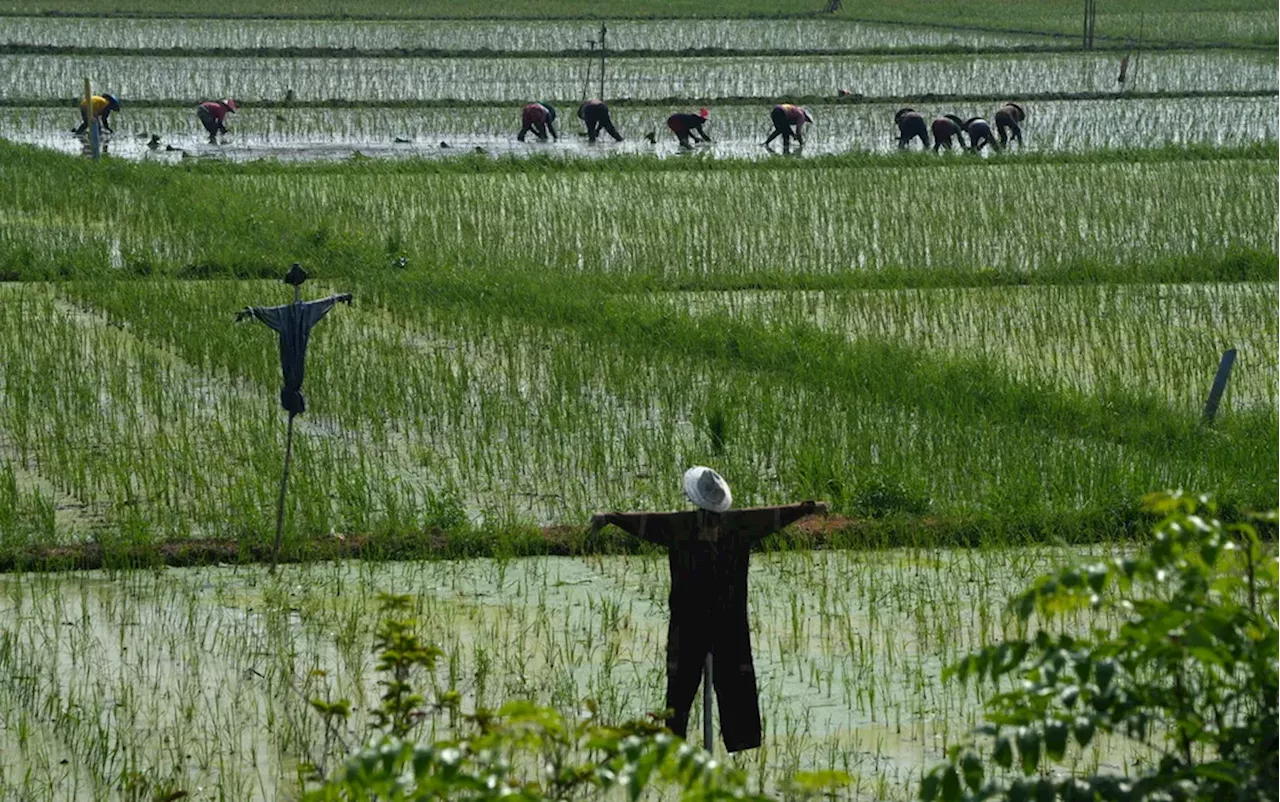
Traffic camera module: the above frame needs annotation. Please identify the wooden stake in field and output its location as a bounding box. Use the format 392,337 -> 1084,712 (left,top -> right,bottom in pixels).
237,263 -> 352,572
1202,348 -> 1237,424
83,77 -> 100,159
591,468 -> 826,753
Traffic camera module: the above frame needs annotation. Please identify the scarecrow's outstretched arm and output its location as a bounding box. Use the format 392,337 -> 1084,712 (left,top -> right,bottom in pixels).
236,304 -> 287,332
303,293 -> 354,326
736,501 -> 827,543
589,512 -> 672,547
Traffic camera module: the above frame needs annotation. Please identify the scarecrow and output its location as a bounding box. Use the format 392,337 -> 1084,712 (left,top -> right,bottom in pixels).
591,467 -> 825,752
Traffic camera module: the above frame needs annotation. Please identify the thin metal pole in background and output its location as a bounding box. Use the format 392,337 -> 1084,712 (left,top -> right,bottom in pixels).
702,653 -> 713,752
269,281 -> 304,574
598,22 -> 607,99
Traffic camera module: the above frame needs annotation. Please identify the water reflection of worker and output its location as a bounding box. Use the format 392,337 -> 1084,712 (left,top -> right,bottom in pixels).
931,115 -> 966,152
894,108 -> 929,149
517,102 -> 558,142
667,108 -> 710,148
763,104 -> 811,148
963,117 -> 1000,153
74,94 -> 120,135
197,98 -> 238,144
579,99 -> 623,142
994,102 -> 1025,147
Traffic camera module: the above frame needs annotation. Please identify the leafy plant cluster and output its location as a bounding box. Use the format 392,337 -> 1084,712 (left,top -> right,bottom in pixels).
922,492 -> 1277,802
303,593 -> 849,801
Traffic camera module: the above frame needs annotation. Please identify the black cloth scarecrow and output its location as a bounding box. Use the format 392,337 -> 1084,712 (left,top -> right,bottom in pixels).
237,292 -> 352,415
591,501 -> 822,752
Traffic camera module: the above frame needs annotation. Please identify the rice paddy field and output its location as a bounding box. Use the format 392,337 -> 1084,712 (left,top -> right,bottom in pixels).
0,2 -> 1275,800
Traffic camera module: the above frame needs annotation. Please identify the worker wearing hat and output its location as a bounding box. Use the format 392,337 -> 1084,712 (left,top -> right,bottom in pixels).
764,103 -> 812,148
578,99 -> 623,143
667,108 -> 711,149
517,101 -> 558,142
197,98 -> 238,144
963,116 -> 1000,153
894,107 -> 929,150
994,102 -> 1026,147
931,114 -> 967,152
74,94 -> 120,135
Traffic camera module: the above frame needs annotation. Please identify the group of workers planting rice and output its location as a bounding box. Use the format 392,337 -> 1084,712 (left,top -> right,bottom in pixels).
522,98 -> 1024,151
74,92 -> 1026,153
893,102 -> 1025,152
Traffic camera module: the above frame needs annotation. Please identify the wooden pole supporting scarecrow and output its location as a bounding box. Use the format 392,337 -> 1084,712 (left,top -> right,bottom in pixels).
591,467 -> 826,753
237,263 -> 352,572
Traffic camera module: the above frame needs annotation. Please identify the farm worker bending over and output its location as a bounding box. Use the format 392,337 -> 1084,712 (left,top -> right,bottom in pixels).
963,117 -> 1000,153
931,115 -> 966,152
517,102 -> 557,142
197,98 -> 238,144
894,108 -> 929,149
994,102 -> 1025,147
74,94 -> 119,135
578,99 -> 623,142
763,104 -> 811,147
667,108 -> 711,148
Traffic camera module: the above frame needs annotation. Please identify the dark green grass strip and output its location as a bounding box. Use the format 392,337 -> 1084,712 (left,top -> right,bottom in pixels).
1,507 -> 1272,573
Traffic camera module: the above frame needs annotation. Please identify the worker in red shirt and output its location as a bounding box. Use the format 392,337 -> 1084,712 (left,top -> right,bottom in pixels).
517,102 -> 557,142
763,104 -> 811,148
578,99 -> 623,142
197,98 -> 238,144
894,108 -> 929,149
667,108 -> 711,148
931,114 -> 966,152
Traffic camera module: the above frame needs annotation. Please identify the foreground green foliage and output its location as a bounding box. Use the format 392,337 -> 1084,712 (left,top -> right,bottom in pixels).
924,492 -> 1278,801
304,592 -> 832,802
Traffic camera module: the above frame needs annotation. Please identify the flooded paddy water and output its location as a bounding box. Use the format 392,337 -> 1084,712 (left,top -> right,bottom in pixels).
0,546 -> 1150,800
2,95 -> 1275,163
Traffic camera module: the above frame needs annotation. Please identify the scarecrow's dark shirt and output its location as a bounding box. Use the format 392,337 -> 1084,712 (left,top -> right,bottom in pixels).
241,294 -> 351,414
603,506 -> 812,622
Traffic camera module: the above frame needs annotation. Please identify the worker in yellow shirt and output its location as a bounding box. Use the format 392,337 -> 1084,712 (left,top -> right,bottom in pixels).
74,94 -> 120,135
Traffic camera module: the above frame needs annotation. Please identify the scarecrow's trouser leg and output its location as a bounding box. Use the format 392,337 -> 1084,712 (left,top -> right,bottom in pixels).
712,607 -> 762,752
664,625 -> 710,740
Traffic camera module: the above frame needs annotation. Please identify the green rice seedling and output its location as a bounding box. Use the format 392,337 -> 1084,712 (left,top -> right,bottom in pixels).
0,16 -> 1059,53
2,50 -> 1272,104
0,546 -> 1156,800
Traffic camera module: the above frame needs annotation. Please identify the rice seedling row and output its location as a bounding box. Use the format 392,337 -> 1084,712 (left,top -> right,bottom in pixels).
660,283 -> 1278,413
4,51 -> 1272,105
0,0 -> 1275,47
0,16 -> 1059,53
0,270 -> 1269,545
